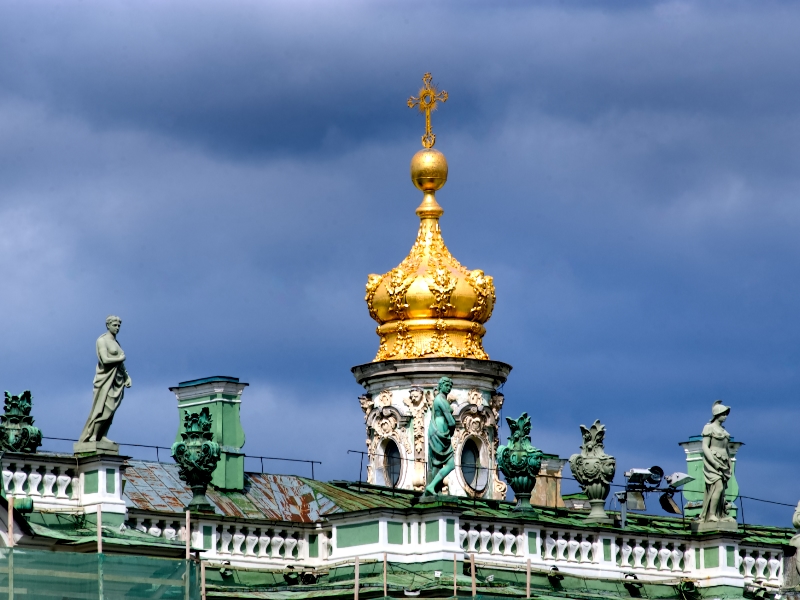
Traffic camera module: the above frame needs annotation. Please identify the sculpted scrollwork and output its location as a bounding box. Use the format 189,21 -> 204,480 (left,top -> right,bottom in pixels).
358,395 -> 373,421
403,387 -> 432,456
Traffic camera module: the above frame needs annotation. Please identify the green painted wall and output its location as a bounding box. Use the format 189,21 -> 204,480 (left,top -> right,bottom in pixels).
528,532 -> 538,554
84,470 -> 98,494
105,469 -> 115,494
446,519 -> 455,543
603,539 -> 611,561
337,521 -> 379,548
388,522 -> 404,545
425,520 -> 439,543
726,546 -> 735,568
704,546 -> 719,569
203,525 -> 213,550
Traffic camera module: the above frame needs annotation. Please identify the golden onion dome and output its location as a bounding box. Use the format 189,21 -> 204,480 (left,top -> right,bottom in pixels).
365,144 -> 496,361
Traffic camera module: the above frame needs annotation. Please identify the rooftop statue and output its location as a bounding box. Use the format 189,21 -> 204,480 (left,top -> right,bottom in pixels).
569,419 -> 616,524
424,376 -> 456,496
0,391 -> 42,453
76,315 -> 132,453
694,400 -> 737,532
497,412 -> 543,512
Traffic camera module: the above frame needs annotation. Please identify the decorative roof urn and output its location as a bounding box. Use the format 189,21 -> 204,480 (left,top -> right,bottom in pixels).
497,413 -> 543,512
171,407 -> 221,513
569,420 -> 616,524
0,391 -> 42,453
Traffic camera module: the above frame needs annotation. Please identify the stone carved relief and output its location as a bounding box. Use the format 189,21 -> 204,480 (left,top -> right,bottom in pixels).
358,395 -> 373,421
375,390 -> 393,408
489,392 -> 504,423
467,389 -> 483,407
403,387 -> 432,456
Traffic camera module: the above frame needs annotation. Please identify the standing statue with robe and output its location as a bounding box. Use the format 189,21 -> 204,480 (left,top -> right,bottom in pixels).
424,376 -> 455,496
698,400 -> 736,525
77,316 -> 132,448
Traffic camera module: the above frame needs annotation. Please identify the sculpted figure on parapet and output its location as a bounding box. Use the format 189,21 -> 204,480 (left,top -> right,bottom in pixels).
78,315 -> 132,445
698,400 -> 736,524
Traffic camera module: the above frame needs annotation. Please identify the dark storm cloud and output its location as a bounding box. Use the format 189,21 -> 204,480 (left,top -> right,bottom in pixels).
1,0 -> 800,524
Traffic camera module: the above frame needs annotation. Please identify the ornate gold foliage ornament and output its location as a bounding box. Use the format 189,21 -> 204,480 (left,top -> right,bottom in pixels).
365,74 -> 496,361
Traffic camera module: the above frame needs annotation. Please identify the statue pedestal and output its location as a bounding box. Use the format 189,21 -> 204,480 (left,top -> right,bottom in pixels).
74,440 -> 120,455
416,494 -> 460,505
691,520 -> 738,533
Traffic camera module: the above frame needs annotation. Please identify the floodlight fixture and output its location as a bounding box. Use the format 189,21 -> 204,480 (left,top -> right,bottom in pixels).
624,466 -> 664,487
665,472 -> 694,488
659,492 -> 682,514
626,491 -> 646,511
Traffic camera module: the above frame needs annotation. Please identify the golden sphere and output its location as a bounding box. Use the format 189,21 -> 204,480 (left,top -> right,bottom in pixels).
410,148 -> 448,191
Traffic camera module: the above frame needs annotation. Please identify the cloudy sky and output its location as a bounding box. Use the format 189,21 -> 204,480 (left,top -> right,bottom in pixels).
1,0 -> 799,524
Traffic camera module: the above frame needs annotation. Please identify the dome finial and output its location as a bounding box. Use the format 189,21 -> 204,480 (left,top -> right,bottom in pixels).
407,72 -> 448,149
408,73 -> 449,218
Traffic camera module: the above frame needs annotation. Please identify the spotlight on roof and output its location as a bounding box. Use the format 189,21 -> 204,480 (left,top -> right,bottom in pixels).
625,466 -> 664,486
626,491 -> 646,511
665,472 -> 694,488
659,491 -> 682,514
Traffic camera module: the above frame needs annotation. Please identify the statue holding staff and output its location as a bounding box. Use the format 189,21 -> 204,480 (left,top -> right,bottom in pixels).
77,315 -> 132,448
424,376 -> 455,496
698,400 -> 736,524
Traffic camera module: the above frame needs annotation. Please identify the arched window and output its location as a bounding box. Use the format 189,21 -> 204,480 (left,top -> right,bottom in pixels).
383,440 -> 402,487
460,439 -> 480,490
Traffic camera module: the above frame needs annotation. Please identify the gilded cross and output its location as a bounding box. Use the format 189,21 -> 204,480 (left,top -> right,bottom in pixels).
407,73 -> 448,148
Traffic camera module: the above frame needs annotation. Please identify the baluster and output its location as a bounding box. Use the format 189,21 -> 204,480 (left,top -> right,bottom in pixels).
468,528 -> 479,552
163,524 -> 177,541
458,528 -> 468,549
592,539 -> 603,563
646,545 -> 658,570
491,531 -> 504,555
545,533 -> 556,560
503,532 -> 516,556
220,530 -> 233,554
2,470 -> 12,494
70,477 -> 80,499
516,533 -> 526,557
632,543 -> 645,569
296,538 -> 307,558
556,536 -> 568,561
56,475 -> 71,499
271,534 -> 285,558
12,470 -> 27,495
621,541 -> 632,567
684,548 -> 695,572
579,540 -> 592,562
285,536 -> 298,560
232,530 -> 246,555
27,472 -> 42,497
755,556 -> 767,579
242,533 -> 257,556
258,534 -> 271,557
743,555 -> 755,580
479,530 -> 491,554
658,548 -> 672,571
567,539 -> 579,562
148,523 -> 162,537
671,549 -> 684,572
767,556 -> 781,581
43,472 -> 57,497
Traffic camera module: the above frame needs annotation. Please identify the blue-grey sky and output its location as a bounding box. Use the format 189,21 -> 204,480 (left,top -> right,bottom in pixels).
1,0 -> 799,525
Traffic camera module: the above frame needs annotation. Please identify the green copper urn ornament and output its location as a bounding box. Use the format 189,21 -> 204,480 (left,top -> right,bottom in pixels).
0,391 -> 43,453
171,407 -> 221,513
497,413 -> 543,512
569,419 -> 616,524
